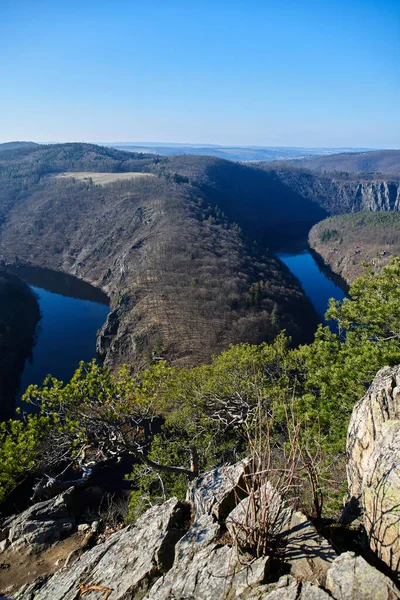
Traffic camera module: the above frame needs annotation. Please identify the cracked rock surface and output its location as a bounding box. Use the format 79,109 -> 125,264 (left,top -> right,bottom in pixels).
346,366 -> 400,577
14,498 -> 190,600
10,459 -> 400,600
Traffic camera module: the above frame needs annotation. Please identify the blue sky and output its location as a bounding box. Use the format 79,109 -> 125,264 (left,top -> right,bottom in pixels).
1,0 -> 399,147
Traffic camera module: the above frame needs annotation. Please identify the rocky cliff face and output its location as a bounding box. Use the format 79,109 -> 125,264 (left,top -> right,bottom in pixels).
350,181 -> 400,211
272,168 -> 400,216
346,365 -> 400,578
320,179 -> 400,214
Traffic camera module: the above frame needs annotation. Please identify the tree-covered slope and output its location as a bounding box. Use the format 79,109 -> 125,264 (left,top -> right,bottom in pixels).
0,141 -> 38,153
0,143 -> 320,370
309,212 -> 400,283
289,149 -> 400,174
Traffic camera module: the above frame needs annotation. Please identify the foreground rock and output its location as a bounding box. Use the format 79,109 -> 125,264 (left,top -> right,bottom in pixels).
187,459 -> 250,520
346,365 -> 400,577
326,552 -> 400,600
226,482 -> 337,585
14,498 -> 190,600
10,459 -> 400,600
0,488 -> 76,552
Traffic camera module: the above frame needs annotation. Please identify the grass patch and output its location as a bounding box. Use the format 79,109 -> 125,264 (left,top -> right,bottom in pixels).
56,172 -> 155,184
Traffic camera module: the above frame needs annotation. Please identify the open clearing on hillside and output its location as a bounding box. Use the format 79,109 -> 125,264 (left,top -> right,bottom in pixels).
56,172 -> 156,184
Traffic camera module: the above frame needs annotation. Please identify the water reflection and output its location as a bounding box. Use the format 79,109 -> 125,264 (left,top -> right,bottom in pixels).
276,249 -> 346,326
12,267 -> 109,409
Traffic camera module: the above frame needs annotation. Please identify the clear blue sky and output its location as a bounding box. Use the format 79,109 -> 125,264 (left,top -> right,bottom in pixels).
1,0 -> 399,147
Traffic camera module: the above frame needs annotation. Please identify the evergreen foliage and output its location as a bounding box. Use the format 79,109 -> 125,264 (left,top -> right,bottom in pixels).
1,259 -> 400,516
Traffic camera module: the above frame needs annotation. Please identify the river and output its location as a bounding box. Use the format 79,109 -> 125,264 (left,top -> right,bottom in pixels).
13,250 -> 343,406
276,248 -> 346,325
11,266 -> 109,403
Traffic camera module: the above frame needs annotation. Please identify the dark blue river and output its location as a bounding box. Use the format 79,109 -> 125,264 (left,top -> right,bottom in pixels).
276,249 -> 346,324
13,266 -> 109,400
14,250 -> 344,404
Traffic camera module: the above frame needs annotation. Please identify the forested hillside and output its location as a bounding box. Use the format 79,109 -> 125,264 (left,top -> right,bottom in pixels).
289,149 -> 400,174
0,141 -> 38,153
309,212 -> 400,283
2,143 -> 400,370
0,144 -> 320,370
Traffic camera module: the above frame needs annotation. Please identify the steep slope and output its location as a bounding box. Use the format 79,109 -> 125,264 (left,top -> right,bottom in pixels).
165,156 -> 327,236
0,144 -> 319,371
309,212 -> 400,283
257,165 -> 400,217
290,149 -> 400,174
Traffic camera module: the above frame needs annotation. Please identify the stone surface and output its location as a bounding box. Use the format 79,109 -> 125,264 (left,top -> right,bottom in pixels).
347,366 -> 400,500
144,509 -> 268,600
346,366 -> 400,576
226,481 -> 290,550
283,511 -> 336,585
187,459 -> 250,521
11,461 -> 400,600
325,552 -> 400,600
363,420 -> 400,575
4,488 -> 76,552
14,498 -> 190,600
226,484 -> 336,585
239,575 -> 332,600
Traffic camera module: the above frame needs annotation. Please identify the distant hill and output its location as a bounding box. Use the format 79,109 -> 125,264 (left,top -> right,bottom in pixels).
0,141 -> 38,152
107,143 -> 370,163
291,149 -> 400,174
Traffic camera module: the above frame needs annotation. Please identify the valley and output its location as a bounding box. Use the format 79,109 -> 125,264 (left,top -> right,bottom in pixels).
0,143 -> 324,377
1,142 -> 400,409
2,5 -> 400,597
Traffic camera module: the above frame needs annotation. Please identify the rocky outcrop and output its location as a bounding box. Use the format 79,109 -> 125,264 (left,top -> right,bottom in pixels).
347,366 -> 400,499
12,460 -> 400,600
187,458 -> 250,520
14,498 -> 190,600
0,488 -> 76,552
226,482 -> 336,586
346,365 -> 400,577
325,552 -> 400,600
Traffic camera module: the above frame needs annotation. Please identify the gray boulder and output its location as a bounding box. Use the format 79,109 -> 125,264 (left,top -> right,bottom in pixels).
325,552 -> 400,600
145,512 -> 268,600
347,365 -> 400,500
363,420 -> 400,575
226,483 -> 336,585
2,487 -> 76,552
237,575 -> 332,600
187,458 -> 250,520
